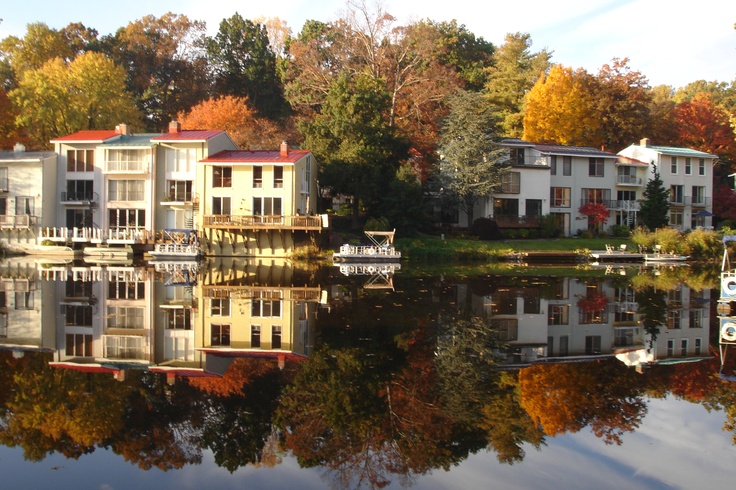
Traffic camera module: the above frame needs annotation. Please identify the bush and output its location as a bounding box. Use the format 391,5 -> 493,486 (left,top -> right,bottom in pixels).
518,228 -> 529,239
580,230 -> 594,239
470,217 -> 503,241
611,224 -> 631,238
528,228 -> 540,239
505,229 -> 517,239
540,214 -> 561,238
685,228 -> 721,260
364,216 -> 391,232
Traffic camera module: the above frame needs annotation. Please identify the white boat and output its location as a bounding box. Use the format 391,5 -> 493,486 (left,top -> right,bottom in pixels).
83,245 -> 133,259
643,244 -> 688,262
333,230 -> 401,262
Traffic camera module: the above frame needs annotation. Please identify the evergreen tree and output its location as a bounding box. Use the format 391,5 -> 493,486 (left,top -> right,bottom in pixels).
639,163 -> 670,230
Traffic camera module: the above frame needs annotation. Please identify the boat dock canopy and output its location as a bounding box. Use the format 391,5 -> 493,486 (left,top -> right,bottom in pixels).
365,229 -> 396,247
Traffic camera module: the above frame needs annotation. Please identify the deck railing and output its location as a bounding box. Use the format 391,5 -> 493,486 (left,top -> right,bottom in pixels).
203,214 -> 323,230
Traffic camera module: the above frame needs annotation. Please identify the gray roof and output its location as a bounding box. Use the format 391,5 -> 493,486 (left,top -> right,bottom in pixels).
501,138 -> 617,158
0,150 -> 56,162
646,145 -> 718,159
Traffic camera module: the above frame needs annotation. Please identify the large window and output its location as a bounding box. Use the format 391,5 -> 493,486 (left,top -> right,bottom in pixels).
15,197 -> 34,216
274,166 -> 284,188
166,148 -> 196,173
66,209 -> 92,228
581,188 -> 610,205
166,308 -> 192,330
670,156 -> 678,174
108,277 -> 145,299
67,149 -> 94,172
211,298 -> 231,316
66,333 -> 93,357
108,180 -> 144,201
510,148 -> 525,165
213,166 -> 232,187
64,305 -> 93,327
493,198 -> 519,216
548,305 -> 570,325
106,149 -> 147,172
253,197 -> 282,216
562,156 -> 572,176
108,209 -> 145,231
252,299 -> 282,317
107,306 -> 145,329
65,180 -> 94,201
500,172 -> 520,194
589,158 -> 604,177
253,166 -> 263,188
212,196 -> 231,215
685,157 -> 692,175
211,324 -> 231,346
551,187 -> 571,207
166,180 -> 192,202
692,186 -> 705,205
670,209 -> 684,227
670,185 -> 683,204
526,199 -> 542,217
585,335 -> 602,354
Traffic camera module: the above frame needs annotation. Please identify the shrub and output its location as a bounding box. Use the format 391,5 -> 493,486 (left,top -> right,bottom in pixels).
685,228 -> 721,260
611,224 -> 631,238
528,228 -> 540,239
540,214 -> 561,238
518,228 -> 529,239
505,229 -> 517,239
470,217 -> 502,241
580,230 -> 594,239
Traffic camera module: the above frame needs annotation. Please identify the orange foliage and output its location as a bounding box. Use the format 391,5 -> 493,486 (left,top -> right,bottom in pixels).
177,95 -> 282,149
673,94 -> 736,162
189,357 -> 279,397
0,88 -> 30,150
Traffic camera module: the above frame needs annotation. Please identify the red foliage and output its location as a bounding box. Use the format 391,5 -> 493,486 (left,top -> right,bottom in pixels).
673,94 -> 736,162
577,292 -> 609,313
578,202 -> 610,227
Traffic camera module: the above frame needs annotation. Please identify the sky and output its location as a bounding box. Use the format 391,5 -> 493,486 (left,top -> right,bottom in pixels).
1,0 -> 735,88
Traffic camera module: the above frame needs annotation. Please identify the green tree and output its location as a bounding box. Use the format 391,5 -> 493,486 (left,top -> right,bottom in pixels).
302,72 -> 407,226
9,51 -> 141,148
484,32 -> 551,137
207,13 -> 288,120
639,163 -> 670,230
438,90 -> 506,226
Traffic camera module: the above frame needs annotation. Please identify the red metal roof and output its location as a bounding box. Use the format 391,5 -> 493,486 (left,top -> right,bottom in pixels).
50,130 -> 120,143
201,149 -> 311,164
151,130 -> 225,142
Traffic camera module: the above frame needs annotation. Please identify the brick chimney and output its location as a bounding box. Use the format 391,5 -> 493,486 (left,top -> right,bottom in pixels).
115,123 -> 130,136
169,120 -> 181,133
640,138 -> 650,147
280,140 -> 289,157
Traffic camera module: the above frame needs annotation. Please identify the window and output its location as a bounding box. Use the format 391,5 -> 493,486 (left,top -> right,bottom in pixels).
15,197 -> 34,216
689,310 -> 704,329
66,209 -> 92,228
670,209 -> 683,227
492,319 -> 519,341
165,337 -> 193,361
67,149 -> 94,172
66,280 -> 92,299
166,148 -> 196,173
304,156 -> 311,194
589,158 -> 604,177
500,172 -> 521,194
252,299 -> 282,317
274,166 -> 284,188
562,156 -> 572,176
14,291 -> 34,310
166,180 -> 192,202
166,308 -> 191,330
253,197 -> 282,216
108,278 -> 145,299
64,305 -> 93,327
550,155 -> 557,175
510,148 -> 525,165
0,167 -> 7,191
548,305 -> 569,325
551,188 -> 571,207
685,157 -> 692,175
670,185 -> 683,204
106,149 -> 146,172
559,336 -> 569,356
695,338 -> 702,356
680,339 -> 688,356
614,328 -> 636,347
667,339 -> 674,356
107,306 -> 144,329
0,197 -> 5,215
212,196 -> 231,215
670,156 -> 678,174
253,166 -> 263,188
66,333 -> 93,356
213,166 -> 232,187
699,158 -> 706,176
108,209 -> 145,231
585,336 -> 602,355
65,180 -> 94,201
547,336 -> 554,357
108,180 -> 144,201
582,188 -> 610,205
104,336 -> 144,359
667,310 -> 681,329
272,325 -> 282,349
211,324 -> 231,346
617,190 -> 636,205
692,186 -> 705,206
251,325 -> 261,347
526,199 -> 542,218
614,310 -> 635,322
211,298 -> 231,316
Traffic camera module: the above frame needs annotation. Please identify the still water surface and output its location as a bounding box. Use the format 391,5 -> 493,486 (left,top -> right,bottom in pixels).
0,257 -> 734,489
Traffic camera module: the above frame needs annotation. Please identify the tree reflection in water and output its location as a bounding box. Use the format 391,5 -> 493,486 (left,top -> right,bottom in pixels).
1,263 -> 736,488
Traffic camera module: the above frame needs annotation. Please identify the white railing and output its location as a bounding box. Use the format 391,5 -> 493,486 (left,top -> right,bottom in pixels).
40,227 -> 153,244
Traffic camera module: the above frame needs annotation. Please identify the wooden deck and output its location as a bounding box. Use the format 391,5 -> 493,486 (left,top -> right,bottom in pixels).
203,214 -> 323,231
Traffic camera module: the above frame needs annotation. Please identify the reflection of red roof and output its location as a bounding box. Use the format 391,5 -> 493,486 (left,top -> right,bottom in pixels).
148,367 -> 219,378
202,149 -> 310,164
198,349 -> 308,361
151,130 -> 225,142
49,361 -> 121,374
51,130 -> 120,143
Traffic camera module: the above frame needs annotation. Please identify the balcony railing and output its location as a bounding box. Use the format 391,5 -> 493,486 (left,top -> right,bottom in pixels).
104,160 -> 149,173
0,215 -> 36,228
609,200 -> 640,211
690,196 -> 710,208
61,191 -> 97,203
163,191 -> 193,203
204,214 -> 323,231
579,199 -> 614,208
616,175 -> 643,185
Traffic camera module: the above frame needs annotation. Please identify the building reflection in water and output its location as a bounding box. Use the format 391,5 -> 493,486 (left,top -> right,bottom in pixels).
0,256 -> 324,383
0,258 -> 712,376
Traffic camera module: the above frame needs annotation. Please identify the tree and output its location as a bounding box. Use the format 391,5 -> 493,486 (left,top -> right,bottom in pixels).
484,32 -> 551,137
595,58 -> 652,151
647,85 -> 679,146
207,13 -> 288,120
639,163 -> 670,230
578,202 -> 610,234
523,65 -> 601,146
102,13 -> 209,131
0,87 -> 28,149
673,93 -> 736,162
438,90 -> 506,226
302,72 -> 407,226
177,95 -> 281,149
9,52 -> 141,148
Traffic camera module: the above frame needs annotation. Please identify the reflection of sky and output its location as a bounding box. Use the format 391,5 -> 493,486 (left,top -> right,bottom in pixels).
1,397 -> 733,489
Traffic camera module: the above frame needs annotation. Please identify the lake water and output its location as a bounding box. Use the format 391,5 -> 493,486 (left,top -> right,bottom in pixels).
0,257 -> 735,489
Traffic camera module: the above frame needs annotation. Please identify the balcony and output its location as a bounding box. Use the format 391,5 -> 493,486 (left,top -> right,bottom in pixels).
104,159 -> 149,174
61,191 -> 98,205
616,175 -> 643,186
609,200 -> 640,211
690,196 -> 710,208
162,191 -> 194,205
0,215 -> 36,228
579,199 -> 614,208
203,214 -> 324,231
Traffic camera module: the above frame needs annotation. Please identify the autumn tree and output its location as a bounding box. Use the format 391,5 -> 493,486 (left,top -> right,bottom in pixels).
438,90 -> 506,226
578,202 -> 610,234
177,95 -> 281,149
9,51 -> 141,148
0,87 -> 28,149
595,58 -> 652,151
673,93 -> 736,162
523,65 -> 601,146
102,13 -> 209,131
639,163 -> 670,230
207,13 -> 288,120
484,32 -> 551,137
647,85 -> 679,146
